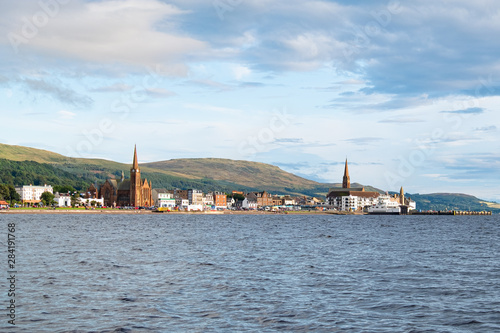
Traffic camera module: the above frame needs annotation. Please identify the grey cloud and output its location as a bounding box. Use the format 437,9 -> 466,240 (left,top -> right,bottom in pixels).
178,1 -> 500,97
22,78 -> 93,108
475,125 -> 497,132
274,138 -> 304,144
91,84 -> 133,93
440,153 -> 500,180
379,118 -> 425,123
440,108 -> 484,115
238,81 -> 265,88
144,88 -> 176,98
345,137 -> 383,145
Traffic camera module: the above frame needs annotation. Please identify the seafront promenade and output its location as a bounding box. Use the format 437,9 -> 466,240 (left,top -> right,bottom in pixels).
0,209 -> 493,215
0,208 -> 330,215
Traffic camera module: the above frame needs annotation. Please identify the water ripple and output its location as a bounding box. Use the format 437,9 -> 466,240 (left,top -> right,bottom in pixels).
1,214 -> 499,332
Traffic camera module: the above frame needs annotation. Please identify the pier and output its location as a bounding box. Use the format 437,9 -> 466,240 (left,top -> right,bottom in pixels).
410,210 -> 492,216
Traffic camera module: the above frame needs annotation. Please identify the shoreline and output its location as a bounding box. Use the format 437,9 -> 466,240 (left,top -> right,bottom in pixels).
0,209 -> 333,215
1,209 -> 491,216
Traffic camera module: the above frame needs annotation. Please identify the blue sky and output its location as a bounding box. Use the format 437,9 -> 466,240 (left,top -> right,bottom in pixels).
1,0 -> 499,200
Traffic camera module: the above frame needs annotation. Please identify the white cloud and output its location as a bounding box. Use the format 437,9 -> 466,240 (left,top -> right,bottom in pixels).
233,65 -> 251,80
57,110 -> 76,119
1,0 -> 206,75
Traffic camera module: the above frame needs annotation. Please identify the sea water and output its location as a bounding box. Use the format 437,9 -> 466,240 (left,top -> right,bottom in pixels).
1,214 -> 499,332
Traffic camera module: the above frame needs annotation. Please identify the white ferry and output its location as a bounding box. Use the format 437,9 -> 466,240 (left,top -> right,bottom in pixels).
367,195 -> 401,215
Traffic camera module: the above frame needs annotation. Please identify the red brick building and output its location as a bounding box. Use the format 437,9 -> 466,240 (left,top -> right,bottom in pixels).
98,146 -> 153,207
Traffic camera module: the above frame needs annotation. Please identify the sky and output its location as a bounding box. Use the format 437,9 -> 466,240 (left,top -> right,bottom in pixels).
0,0 -> 499,201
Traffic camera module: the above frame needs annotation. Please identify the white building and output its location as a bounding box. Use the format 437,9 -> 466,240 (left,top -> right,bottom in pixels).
153,189 -> 176,208
175,197 -> 189,210
327,189 -> 380,211
187,204 -> 203,211
15,184 -> 53,205
242,198 -> 258,210
54,193 -> 72,207
79,197 -> 105,207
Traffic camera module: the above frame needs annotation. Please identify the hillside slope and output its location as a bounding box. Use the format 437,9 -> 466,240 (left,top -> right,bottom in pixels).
1,143 -> 498,210
408,192 -> 500,213
0,143 -> 321,195
144,158 -> 319,190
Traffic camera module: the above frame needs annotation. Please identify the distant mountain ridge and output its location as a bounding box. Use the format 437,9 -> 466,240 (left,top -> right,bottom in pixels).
0,143 -> 498,212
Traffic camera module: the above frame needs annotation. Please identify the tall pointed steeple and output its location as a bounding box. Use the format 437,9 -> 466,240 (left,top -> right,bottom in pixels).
132,144 -> 139,170
399,186 -> 405,205
130,145 -> 142,207
342,158 -> 350,189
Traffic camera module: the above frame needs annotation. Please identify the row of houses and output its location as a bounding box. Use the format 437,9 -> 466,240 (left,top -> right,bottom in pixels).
154,189 -> 319,211
9,183 -> 319,210
8,149 -> 414,213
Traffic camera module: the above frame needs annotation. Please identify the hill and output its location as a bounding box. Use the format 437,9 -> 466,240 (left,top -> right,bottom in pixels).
0,158 -> 91,190
0,143 -> 324,195
0,143 -> 499,211
144,158 -> 319,192
406,192 -> 500,213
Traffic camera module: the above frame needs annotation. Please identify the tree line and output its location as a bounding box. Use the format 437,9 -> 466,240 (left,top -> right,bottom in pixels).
0,159 -> 91,190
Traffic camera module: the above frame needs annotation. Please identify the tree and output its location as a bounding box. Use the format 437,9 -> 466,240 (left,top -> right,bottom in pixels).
70,192 -> 80,207
0,184 -> 8,200
53,185 -> 76,194
40,191 -> 55,207
0,184 -> 19,204
228,193 -> 245,201
7,185 -> 20,205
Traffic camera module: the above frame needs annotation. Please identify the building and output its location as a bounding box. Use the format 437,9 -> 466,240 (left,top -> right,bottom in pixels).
15,184 -> 53,206
98,146 -> 153,207
396,186 -> 417,211
169,189 -> 188,200
242,197 -> 258,210
153,189 -> 176,208
212,192 -> 227,209
326,159 -> 380,211
54,193 -> 72,207
272,197 -> 284,206
175,197 -> 189,210
282,196 -> 295,206
203,192 -> 214,206
188,189 -> 204,205
79,197 -> 104,207
254,191 -> 273,207
85,184 -> 99,199
326,160 -> 415,212
0,200 -> 9,209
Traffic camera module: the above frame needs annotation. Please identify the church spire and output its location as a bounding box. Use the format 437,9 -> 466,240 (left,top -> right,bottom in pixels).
132,144 -> 139,170
399,186 -> 405,205
342,158 -> 350,188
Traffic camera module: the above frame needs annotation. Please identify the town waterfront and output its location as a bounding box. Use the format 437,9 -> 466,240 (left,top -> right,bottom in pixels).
2,214 -> 499,332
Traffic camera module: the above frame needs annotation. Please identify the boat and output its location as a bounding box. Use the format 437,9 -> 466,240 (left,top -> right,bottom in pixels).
367,195 -> 401,215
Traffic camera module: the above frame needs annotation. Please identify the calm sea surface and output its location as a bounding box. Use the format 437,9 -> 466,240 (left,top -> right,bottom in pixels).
1,214 -> 499,332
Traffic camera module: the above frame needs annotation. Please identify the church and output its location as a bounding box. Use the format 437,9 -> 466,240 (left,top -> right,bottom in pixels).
98,146 -> 153,207
326,159 -> 380,211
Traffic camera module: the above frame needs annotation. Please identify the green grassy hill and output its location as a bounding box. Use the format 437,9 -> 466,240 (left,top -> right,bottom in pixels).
0,158 -> 92,190
0,143 -> 322,195
407,193 -> 500,213
144,158 -> 319,192
1,143 -> 499,211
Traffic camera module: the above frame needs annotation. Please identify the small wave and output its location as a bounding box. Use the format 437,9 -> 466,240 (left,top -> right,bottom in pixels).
120,297 -> 136,302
